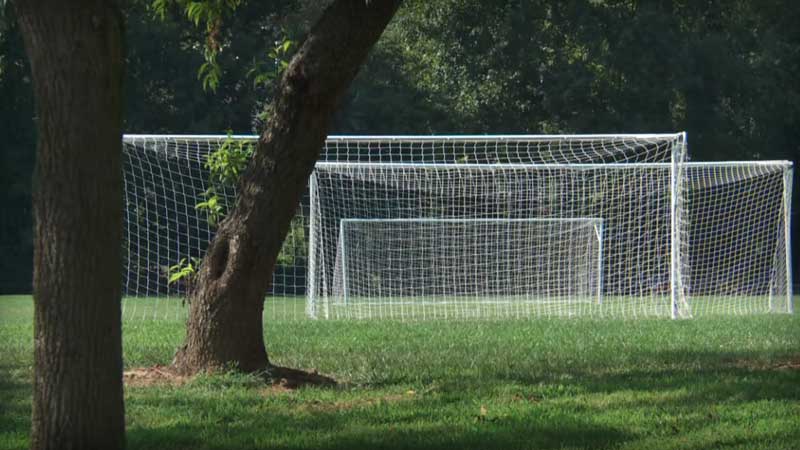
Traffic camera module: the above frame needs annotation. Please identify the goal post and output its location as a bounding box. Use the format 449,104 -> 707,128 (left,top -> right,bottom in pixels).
594,219 -> 604,305
670,132 -> 688,319
783,167 -> 793,313
327,217 -> 604,320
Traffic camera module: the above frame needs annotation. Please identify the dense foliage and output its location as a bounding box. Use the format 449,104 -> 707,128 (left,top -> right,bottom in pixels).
1,0 -> 798,293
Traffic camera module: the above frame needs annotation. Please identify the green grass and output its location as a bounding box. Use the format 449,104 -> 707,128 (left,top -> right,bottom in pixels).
324,294 -> 793,320
119,293 -> 794,322
1,295 -> 799,449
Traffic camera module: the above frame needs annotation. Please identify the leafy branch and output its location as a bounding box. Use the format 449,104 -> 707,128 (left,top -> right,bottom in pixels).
167,257 -> 201,287
195,189 -> 226,227
248,36 -> 294,89
249,35 -> 296,126
195,131 -> 254,227
151,0 -> 243,91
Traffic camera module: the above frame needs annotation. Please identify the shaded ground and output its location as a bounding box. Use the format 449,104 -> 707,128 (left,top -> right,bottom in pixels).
1,295 -> 799,449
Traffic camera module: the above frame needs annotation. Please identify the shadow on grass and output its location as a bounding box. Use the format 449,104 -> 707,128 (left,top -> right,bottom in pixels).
2,348 -> 799,450
567,349 -> 793,385
447,349 -> 800,408
125,399 -> 631,450
0,365 -> 32,440
123,350 -> 800,450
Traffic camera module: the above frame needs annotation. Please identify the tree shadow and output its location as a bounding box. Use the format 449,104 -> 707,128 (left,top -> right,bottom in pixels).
3,347 -> 799,450
0,365 -> 32,441
429,349 -> 800,407
125,398 -> 632,450
124,349 -> 800,449
505,349 -> 800,398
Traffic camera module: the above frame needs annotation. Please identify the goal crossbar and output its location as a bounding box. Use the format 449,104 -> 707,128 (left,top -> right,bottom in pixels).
341,218 -> 605,224
123,133 -> 687,141
315,161 -> 792,170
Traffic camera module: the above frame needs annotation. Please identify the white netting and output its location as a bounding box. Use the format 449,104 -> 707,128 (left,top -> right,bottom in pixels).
324,218 -> 603,320
684,162 -> 793,315
120,134 -> 792,320
320,134 -> 680,164
310,161 -> 682,319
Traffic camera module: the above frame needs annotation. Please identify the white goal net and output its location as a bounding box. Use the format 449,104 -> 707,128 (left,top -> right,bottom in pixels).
684,162 -> 793,315
120,134 -> 792,320
309,159 -> 686,319
324,218 -> 604,320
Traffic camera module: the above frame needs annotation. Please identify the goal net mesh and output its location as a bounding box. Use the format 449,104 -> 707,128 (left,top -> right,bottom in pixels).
684,163 -> 793,315
327,218 -> 603,320
310,160 -> 681,319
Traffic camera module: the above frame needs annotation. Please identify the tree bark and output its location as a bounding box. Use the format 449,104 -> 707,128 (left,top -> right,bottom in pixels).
173,0 -> 403,374
15,1 -> 126,449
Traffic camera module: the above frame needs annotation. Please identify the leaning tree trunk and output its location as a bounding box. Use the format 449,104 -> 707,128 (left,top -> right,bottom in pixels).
172,0 -> 403,374
15,1 -> 126,449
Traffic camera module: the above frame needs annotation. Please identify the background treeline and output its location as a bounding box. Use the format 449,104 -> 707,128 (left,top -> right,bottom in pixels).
1,0 -> 798,293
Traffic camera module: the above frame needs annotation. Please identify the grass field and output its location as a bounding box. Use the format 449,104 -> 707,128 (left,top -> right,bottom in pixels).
1,294 -> 799,449
120,293 -> 794,322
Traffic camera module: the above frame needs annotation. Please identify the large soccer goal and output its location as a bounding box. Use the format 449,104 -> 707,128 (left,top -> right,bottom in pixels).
120,133 -> 793,320
307,157 -> 693,319
324,218 -> 604,320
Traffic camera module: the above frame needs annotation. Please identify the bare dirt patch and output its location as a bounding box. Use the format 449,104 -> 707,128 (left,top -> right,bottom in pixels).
124,364 -> 336,390
773,359 -> 800,371
729,356 -> 800,371
124,365 -> 188,388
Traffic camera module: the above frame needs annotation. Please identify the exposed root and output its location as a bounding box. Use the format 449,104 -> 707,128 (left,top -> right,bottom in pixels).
729,356 -> 800,371
773,359 -> 800,371
265,365 -> 337,389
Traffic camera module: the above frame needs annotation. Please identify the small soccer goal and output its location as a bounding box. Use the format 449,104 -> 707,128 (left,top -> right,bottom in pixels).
321,218 -> 604,320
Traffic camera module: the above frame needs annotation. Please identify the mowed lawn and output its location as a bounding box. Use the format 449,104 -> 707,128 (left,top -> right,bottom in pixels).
1,295 -> 799,449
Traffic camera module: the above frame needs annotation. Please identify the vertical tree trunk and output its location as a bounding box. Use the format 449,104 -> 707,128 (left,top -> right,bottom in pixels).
15,1 -> 126,449
173,0 -> 403,374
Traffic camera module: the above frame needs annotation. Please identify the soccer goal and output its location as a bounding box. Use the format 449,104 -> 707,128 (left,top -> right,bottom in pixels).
683,161 -> 794,315
120,133 -> 792,321
323,218 -> 604,320
308,159 -> 688,319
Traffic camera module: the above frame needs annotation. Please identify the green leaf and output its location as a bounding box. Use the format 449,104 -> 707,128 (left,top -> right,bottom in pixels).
186,2 -> 206,26
166,257 -> 197,285
168,272 -> 184,284
198,61 -> 221,92
151,0 -> 169,20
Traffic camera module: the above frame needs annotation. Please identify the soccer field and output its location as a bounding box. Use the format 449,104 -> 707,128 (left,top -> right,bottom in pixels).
1,295 -> 799,449
114,294 -> 793,322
